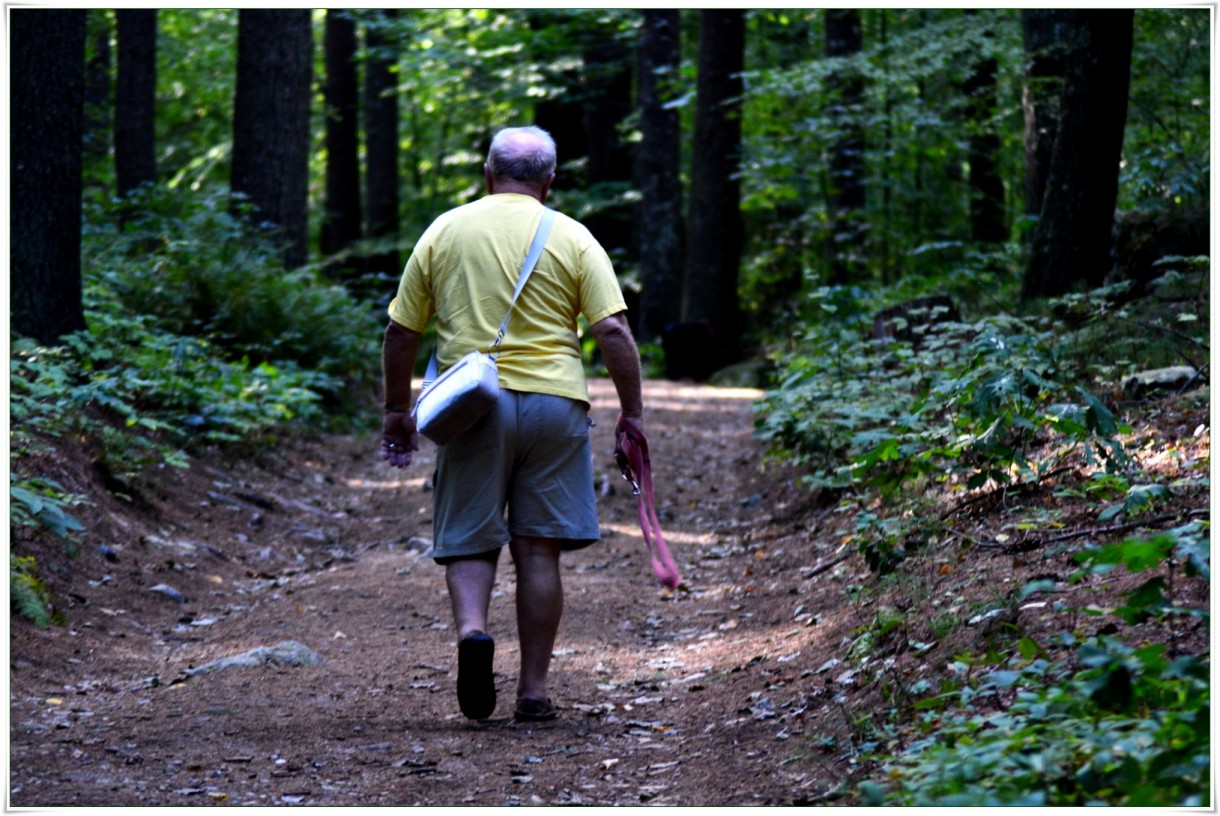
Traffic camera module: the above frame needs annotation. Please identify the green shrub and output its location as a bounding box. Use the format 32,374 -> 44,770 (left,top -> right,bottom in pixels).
861,637 -> 1209,807
10,474 -> 88,541
11,555 -> 63,628
9,475 -> 88,627
860,525 -> 1209,807
13,324 -> 333,461
755,286 -> 1136,575
759,309 -> 1131,497
83,186 -> 381,392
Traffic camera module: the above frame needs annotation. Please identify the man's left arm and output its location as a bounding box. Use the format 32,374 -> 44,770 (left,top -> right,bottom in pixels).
381,320 -> 422,468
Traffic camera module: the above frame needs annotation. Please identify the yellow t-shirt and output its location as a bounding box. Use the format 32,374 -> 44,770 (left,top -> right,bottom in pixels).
387,193 -> 626,405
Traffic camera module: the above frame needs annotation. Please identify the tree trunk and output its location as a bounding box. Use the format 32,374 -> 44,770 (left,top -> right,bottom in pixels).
83,11 -> 112,171
1021,10 -> 1072,217
682,9 -> 745,362
824,9 -> 866,284
961,18 -> 1006,243
581,30 -> 634,256
1023,10 -> 1133,300
115,9 -> 158,199
322,10 -> 362,276
364,9 -> 401,285
231,9 -> 313,269
11,9 -> 88,345
633,9 -> 683,344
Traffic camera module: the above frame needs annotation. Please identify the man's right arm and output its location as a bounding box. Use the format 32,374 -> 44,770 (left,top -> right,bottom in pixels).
590,311 -> 644,445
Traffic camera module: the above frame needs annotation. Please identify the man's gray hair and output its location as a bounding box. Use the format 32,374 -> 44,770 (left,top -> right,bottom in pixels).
487,126 -> 557,184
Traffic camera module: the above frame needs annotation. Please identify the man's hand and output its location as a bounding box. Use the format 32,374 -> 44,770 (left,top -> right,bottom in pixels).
381,410 -> 419,468
613,412 -> 645,480
381,320 -> 423,468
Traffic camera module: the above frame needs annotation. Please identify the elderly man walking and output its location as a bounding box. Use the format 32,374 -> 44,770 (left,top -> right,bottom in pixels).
379,125 -> 645,723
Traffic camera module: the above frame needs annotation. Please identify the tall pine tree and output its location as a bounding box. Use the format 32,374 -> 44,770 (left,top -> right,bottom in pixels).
633,10 -> 683,344
682,10 -> 745,370
1023,10 -> 1134,299
322,9 -> 363,277
11,9 -> 88,345
115,9 -> 158,199
231,9 -> 313,269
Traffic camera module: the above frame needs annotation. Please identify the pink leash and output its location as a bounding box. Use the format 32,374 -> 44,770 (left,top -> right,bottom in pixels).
616,429 -> 681,589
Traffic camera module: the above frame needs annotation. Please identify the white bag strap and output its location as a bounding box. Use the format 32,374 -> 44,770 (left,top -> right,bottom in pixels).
423,207 -> 556,381
490,207 -> 556,355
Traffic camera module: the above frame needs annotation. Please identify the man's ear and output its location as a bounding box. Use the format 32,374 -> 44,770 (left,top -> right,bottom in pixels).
539,173 -> 556,202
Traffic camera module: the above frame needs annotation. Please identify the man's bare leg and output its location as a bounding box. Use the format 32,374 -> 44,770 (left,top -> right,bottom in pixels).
509,536 -> 564,705
445,551 -> 500,719
445,550 -> 499,638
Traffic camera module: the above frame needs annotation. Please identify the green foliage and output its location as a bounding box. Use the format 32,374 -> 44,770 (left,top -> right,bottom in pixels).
13,321 -> 334,468
862,525 -> 1209,807
11,555 -> 63,629
1120,9 -> 1211,211
9,476 -> 85,628
734,8 -> 1207,342
849,510 -> 923,575
84,186 -> 380,390
755,284 -> 1133,544
1097,483 -> 1171,522
1071,522 -> 1209,623
862,639 -> 1209,806
1053,271 -> 1210,381
10,475 -> 88,541
156,9 -> 239,192
740,9 -> 1025,300
13,181 -> 365,623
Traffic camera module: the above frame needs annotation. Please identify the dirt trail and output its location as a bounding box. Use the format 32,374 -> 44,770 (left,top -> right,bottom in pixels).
10,380 -> 863,806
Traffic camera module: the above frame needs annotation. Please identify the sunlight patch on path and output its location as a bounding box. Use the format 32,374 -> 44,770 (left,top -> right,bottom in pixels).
344,476 -> 429,490
588,378 -> 764,415
600,522 -> 716,547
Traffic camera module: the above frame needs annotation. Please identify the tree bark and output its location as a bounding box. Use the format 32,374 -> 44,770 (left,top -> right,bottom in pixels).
364,9 -> 401,284
1021,10 -> 1072,217
682,9 -> 745,359
83,11 -> 112,170
961,18 -> 1006,243
581,28 -> 634,256
824,9 -> 866,284
633,9 -> 683,343
11,9 -> 88,345
1023,10 -> 1134,300
322,10 -> 362,275
115,9 -> 158,198
231,9 -> 313,269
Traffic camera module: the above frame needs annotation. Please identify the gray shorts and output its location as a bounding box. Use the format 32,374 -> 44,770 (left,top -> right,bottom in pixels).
431,389 -> 600,563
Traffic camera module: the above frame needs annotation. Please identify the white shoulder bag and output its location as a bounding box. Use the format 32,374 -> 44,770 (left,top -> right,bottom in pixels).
413,208 -> 556,445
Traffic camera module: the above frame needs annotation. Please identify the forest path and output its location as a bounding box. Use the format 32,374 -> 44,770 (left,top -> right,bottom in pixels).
11,379 -> 862,807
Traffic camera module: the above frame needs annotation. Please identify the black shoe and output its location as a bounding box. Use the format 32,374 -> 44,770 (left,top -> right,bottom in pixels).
514,697 -> 559,722
457,631 -> 496,720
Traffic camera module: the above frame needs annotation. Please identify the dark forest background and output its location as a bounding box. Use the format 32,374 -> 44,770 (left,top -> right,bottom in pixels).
8,11 -> 1212,806
12,9 -> 1209,364
9,7 -> 1211,534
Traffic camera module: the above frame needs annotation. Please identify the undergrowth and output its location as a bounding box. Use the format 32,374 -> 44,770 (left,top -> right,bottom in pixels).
757,263 -> 1208,575
859,525 -> 1209,807
754,256 -> 1209,806
10,186 -> 385,626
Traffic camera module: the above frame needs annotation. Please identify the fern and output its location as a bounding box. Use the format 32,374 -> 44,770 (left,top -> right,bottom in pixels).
10,555 -> 57,628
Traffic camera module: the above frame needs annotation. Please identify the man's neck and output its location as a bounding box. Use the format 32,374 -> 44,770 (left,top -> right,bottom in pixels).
490,180 -> 544,201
